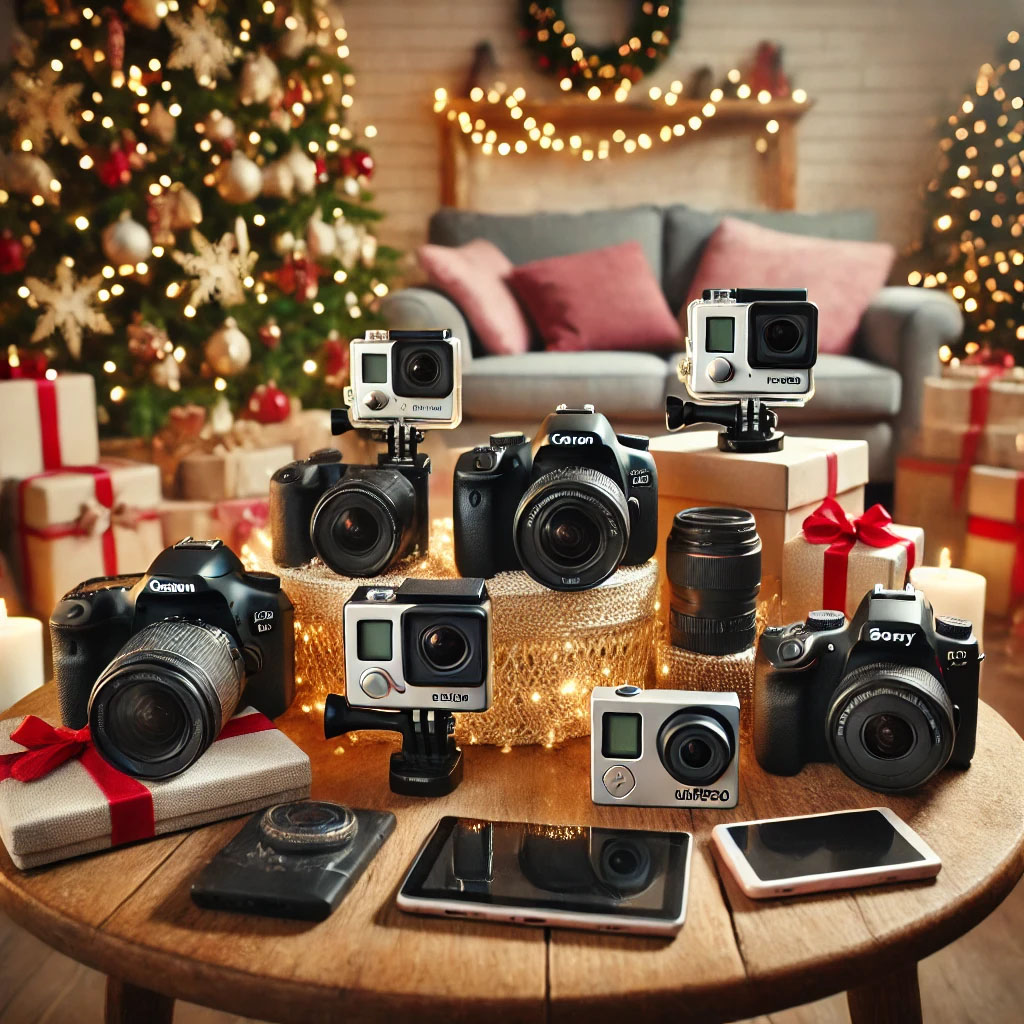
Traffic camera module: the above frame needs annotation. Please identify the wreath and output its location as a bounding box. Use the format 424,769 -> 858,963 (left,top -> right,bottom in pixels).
520,1 -> 683,95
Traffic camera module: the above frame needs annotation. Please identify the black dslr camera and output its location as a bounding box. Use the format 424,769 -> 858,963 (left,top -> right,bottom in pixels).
453,405 -> 658,591
754,585 -> 981,793
50,538 -> 295,780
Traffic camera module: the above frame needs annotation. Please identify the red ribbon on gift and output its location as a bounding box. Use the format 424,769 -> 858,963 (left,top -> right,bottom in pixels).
966,474 -> 1024,601
899,456 -> 972,510
36,378 -> 63,470
825,450 -> 838,500
212,497 -> 270,552
802,499 -> 918,611
0,711 -> 278,848
955,366 -> 1008,499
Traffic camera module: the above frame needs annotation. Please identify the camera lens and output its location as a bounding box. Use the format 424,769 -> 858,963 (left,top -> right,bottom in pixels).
514,467 -> 629,591
407,351 -> 440,387
827,663 -> 956,792
420,624 -> 469,672
666,507 -> 761,655
762,317 -> 802,353
311,470 -> 418,577
88,619 -> 245,779
392,340 -> 454,399
657,710 -> 735,787
259,801 -> 358,853
598,838 -> 653,896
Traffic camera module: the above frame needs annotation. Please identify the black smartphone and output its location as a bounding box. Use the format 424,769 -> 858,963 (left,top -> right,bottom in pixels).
192,801 -> 396,921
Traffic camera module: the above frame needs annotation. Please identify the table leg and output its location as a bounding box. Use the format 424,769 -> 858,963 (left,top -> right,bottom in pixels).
846,963 -> 923,1024
105,975 -> 175,1024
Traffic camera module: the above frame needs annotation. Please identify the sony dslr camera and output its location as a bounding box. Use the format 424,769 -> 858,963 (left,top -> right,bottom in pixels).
754,585 -> 981,793
50,538 -> 294,780
453,405 -> 658,591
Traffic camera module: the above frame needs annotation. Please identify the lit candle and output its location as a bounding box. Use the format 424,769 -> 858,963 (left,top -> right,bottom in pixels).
0,599 -> 45,710
909,549 -> 987,651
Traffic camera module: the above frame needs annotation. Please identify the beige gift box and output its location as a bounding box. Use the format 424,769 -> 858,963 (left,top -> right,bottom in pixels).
917,423 -> 1024,472
894,456 -> 968,566
18,459 -> 163,616
964,466 -> 1024,615
0,708 -> 311,869
0,374 -> 99,480
158,497 -> 268,553
922,374 -> 1024,429
177,443 -> 292,502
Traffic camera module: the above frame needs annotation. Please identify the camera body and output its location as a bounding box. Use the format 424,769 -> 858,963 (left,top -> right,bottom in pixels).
755,585 -> 980,792
591,686 -> 740,808
50,539 -> 294,774
270,447 -> 429,577
453,406 -> 658,591
342,578 -> 492,712
344,328 -> 462,430
680,288 -> 818,405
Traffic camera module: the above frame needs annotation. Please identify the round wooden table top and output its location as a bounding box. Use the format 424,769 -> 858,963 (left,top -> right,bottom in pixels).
1,685 -> 1023,1024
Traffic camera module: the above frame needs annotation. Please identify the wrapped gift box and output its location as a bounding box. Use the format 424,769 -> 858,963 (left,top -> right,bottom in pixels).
18,459 -> 163,616
782,504 -> 923,620
922,374 -> 1024,429
0,374 -> 99,481
917,423 -> 1024,472
176,444 -> 292,502
894,456 -> 967,566
0,707 -> 311,869
964,466 -> 1024,615
159,496 -> 268,552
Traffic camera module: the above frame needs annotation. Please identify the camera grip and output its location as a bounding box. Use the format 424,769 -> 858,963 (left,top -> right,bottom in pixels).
753,672 -> 808,776
269,473 -> 317,567
452,473 -> 501,578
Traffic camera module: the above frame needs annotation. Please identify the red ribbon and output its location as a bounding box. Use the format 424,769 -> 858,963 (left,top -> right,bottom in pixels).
802,499 -> 918,611
0,711 -> 277,848
212,497 -> 270,551
825,450 -> 838,500
966,474 -> 1024,601
899,456 -> 971,509
35,379 -> 62,470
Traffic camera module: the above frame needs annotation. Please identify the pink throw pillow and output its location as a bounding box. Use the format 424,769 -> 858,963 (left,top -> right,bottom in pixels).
508,241 -> 682,352
417,238 -> 530,356
686,217 -> 895,354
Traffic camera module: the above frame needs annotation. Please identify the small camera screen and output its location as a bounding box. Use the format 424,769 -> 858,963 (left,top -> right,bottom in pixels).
357,620 -> 392,661
603,713 -> 642,760
362,353 -> 388,384
706,317 -> 735,353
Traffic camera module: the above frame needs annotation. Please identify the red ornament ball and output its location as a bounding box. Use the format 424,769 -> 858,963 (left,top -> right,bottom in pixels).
0,231 -> 26,274
258,320 -> 282,349
323,335 -> 349,377
342,147 -> 374,180
247,382 -> 291,424
98,147 -> 132,187
315,155 -> 328,182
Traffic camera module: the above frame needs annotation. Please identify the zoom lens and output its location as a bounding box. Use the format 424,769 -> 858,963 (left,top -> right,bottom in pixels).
311,469 -> 419,577
666,507 -> 761,654
763,317 -> 802,353
420,624 -> 469,672
657,709 -> 735,787
514,467 -> 629,591
88,619 -> 245,779
826,662 -> 956,792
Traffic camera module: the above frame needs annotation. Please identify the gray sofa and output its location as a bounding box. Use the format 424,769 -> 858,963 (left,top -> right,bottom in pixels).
381,204 -> 963,485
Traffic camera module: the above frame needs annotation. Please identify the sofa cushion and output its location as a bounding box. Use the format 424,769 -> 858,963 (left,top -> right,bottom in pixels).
662,206 -> 879,315
462,351 -> 670,421
507,241 -> 682,353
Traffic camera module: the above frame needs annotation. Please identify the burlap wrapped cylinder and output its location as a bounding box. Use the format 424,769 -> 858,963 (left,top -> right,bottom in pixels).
245,521 -> 659,747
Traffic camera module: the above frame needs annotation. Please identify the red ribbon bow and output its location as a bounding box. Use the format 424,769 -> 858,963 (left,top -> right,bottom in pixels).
0,716 -> 91,782
802,499 -> 917,611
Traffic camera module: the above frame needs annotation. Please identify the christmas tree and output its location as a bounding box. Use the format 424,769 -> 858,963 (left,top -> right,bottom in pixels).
0,0 -> 397,437
912,29 -> 1024,367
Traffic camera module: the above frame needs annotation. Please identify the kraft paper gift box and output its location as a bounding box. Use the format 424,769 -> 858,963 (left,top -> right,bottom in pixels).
159,496 -> 268,552
917,423 -> 1024,472
176,443 -> 293,502
0,708 -> 311,869
895,456 -> 969,566
964,466 -> 1024,615
17,459 -> 163,617
782,503 -> 923,620
921,373 -> 1024,430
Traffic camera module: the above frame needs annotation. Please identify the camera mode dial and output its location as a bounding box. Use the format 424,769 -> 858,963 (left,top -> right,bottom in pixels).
489,432 -> 527,448
936,616 -> 972,640
806,609 -> 846,632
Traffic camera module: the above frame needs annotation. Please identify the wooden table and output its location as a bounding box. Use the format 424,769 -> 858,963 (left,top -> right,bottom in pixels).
1,686 -> 1022,1024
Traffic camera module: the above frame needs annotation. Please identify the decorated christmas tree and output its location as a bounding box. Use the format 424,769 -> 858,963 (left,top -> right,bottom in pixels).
912,29 -> 1024,367
0,0 -> 397,437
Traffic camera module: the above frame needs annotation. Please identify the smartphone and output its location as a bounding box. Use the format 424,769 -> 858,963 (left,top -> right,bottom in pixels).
397,815 -> 692,936
192,801 -> 396,921
712,807 -> 941,899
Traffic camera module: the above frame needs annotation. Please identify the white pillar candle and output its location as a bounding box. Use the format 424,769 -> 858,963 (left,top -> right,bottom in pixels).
0,600 -> 45,711
908,565 -> 987,651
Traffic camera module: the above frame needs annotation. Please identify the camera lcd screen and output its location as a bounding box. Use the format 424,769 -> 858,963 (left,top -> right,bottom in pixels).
602,713 -> 642,760
357,620 -> 392,661
706,317 -> 735,353
722,809 -> 926,882
401,816 -> 690,921
362,353 -> 388,383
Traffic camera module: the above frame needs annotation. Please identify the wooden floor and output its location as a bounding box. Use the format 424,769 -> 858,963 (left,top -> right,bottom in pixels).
1,619 -> 1021,1024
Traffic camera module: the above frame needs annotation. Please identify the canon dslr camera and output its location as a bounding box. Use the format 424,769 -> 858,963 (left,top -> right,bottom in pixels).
754,584 -> 980,793
453,405 -> 657,591
50,539 -> 294,780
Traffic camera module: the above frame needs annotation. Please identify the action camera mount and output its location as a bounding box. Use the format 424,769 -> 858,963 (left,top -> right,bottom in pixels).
666,396 -> 785,453
331,407 -> 426,463
323,695 -> 463,796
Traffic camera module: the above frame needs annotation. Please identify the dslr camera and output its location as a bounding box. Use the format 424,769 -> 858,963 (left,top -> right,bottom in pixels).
270,328 -> 462,577
50,538 -> 294,780
453,405 -> 658,591
754,585 -> 981,793
591,686 -> 740,808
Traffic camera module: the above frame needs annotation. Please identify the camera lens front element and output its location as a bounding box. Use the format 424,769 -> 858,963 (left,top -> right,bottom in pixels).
392,340 -> 454,399
260,801 -> 358,853
335,506 -> 381,555
407,351 -> 441,387
657,709 -> 735,787
420,624 -> 470,672
762,316 -> 802,353
106,681 -> 190,761
862,712 -> 916,760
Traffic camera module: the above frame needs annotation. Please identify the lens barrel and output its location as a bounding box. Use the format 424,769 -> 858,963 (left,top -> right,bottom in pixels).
666,507 -> 761,655
657,709 -> 735,787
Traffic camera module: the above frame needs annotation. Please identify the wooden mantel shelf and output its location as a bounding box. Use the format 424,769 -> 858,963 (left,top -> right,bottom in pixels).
438,96 -> 813,210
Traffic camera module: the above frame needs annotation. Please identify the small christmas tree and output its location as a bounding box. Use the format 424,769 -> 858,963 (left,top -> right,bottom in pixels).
912,29 -> 1024,367
0,0 -> 397,436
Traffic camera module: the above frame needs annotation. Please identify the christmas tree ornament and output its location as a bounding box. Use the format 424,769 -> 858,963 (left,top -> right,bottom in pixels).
23,262 -> 113,359
334,219 -> 360,268
346,148 -> 375,180
123,0 -> 163,31
105,12 -> 126,72
0,151 -> 60,203
209,396 -> 234,434
275,254 -> 319,301
147,183 -> 202,245
284,148 -> 318,195
5,66 -> 85,152
0,232 -> 26,275
166,7 -> 236,85
342,175 -> 360,198
248,382 -> 291,424
322,332 -> 349,384
102,213 -> 153,265
127,316 -> 171,364
315,155 -> 329,183
203,110 -> 236,143
205,318 -> 251,375
269,107 -> 293,133
279,17 -> 312,59
173,227 -> 257,308
142,102 -> 176,144
150,355 -> 181,391
258,320 -> 282,349
306,209 -> 337,259
9,26 -> 36,68
97,145 -> 132,187
261,158 -> 295,199
361,229 -> 378,267
239,52 -> 282,106
272,230 -> 297,256
217,151 -> 262,203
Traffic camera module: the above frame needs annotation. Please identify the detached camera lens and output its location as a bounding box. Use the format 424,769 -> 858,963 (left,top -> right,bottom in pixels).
762,316 -> 802,353
420,624 -> 469,672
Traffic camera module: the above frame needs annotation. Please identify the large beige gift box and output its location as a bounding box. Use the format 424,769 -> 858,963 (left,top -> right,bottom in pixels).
963,465 -> 1024,615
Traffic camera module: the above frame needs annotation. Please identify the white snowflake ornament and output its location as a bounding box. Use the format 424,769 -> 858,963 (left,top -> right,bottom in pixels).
24,262 -> 113,358
167,8 -> 236,85
4,67 -> 84,152
172,228 -> 257,308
